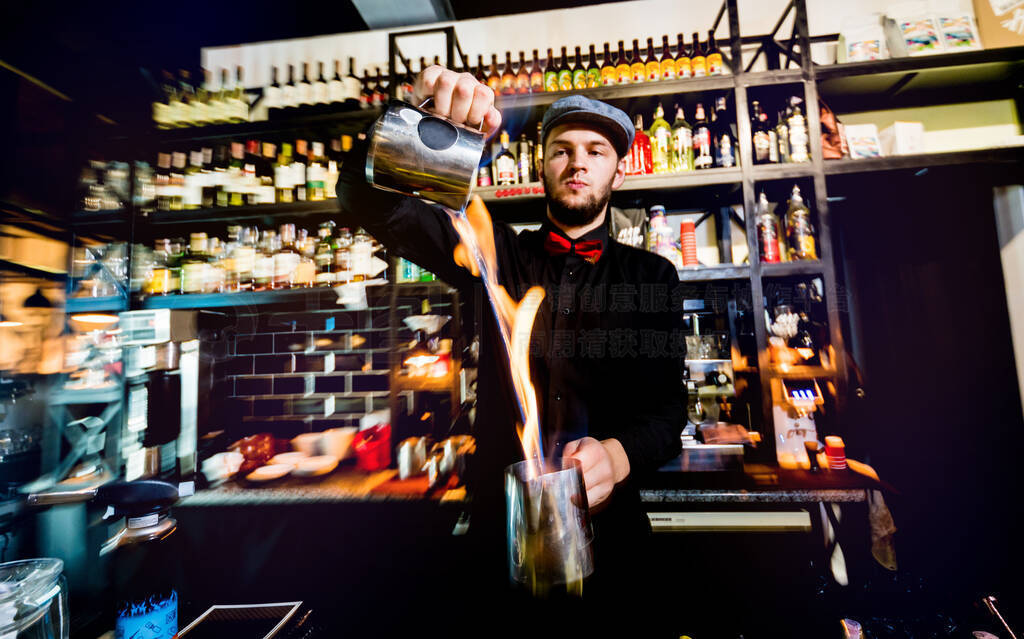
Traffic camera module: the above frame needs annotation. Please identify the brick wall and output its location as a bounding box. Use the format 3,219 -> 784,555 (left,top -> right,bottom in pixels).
211,291 -> 455,442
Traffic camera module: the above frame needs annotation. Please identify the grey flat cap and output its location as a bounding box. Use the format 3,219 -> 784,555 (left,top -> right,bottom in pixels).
541,95 -> 634,157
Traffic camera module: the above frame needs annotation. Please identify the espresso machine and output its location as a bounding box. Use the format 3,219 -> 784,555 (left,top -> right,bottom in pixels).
120,309 -> 200,488
771,378 -> 824,469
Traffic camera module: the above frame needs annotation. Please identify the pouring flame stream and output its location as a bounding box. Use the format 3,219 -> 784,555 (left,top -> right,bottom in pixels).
447,196 -> 546,479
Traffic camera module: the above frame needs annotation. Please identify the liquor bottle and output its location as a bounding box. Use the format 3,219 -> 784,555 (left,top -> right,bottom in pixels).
628,115 -> 652,175
529,49 -> 544,92
315,223 -> 336,286
292,139 -> 309,201
543,48 -> 558,92
147,239 -> 172,295
326,139 -> 340,198
787,99 -> 810,163
764,109 -> 780,164
600,43 -> 616,86
675,33 -> 691,79
671,106 -> 693,172
534,122 -> 545,179
706,30 -> 725,76
645,38 -> 660,82
328,60 -> 344,104
207,69 -> 226,124
785,185 -> 817,260
273,224 -> 301,289
495,131 -> 517,185
712,96 -> 735,168
180,233 -> 210,294
660,35 -> 676,80
572,46 -> 586,90
169,151 -> 186,210
235,227 -> 257,291
692,102 -> 713,169
630,39 -> 645,83
690,33 -> 706,78
350,228 -> 373,282
516,51 -> 530,93
200,147 -> 218,207
307,141 -> 326,202
226,143 -> 244,206
253,230 -> 276,291
398,59 -> 415,100
751,101 -> 772,164
557,47 -> 573,91
372,68 -> 387,105
177,69 -> 198,126
281,64 -> 297,109
776,107 -> 791,163
155,153 -> 172,210
474,55 -> 486,83
334,227 -> 353,284
517,134 -> 532,183
183,150 -> 203,210
153,70 -> 177,129
649,103 -> 672,174
242,139 -> 261,206
313,61 -> 328,104
293,229 -> 316,288
487,54 -> 501,92
755,192 -> 782,263
345,58 -> 363,105
212,145 -> 229,207
297,62 -> 313,106
229,66 -> 249,123
501,51 -> 516,95
275,149 -> 293,203
615,41 -> 631,85
585,44 -> 601,88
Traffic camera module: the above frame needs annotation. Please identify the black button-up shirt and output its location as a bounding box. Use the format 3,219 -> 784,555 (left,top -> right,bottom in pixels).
337,149 -> 684,546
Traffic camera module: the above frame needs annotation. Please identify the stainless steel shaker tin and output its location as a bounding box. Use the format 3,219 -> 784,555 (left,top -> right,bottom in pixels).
505,459 -> 594,594
365,100 -> 485,211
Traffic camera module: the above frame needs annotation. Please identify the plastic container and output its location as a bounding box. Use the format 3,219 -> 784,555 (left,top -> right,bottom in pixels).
0,558 -> 69,639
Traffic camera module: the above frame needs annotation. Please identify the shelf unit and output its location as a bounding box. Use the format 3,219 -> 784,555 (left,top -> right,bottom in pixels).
59,1 -> 1022,466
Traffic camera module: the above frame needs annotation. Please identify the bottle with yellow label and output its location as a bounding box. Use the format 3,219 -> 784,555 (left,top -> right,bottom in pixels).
543,48 -> 558,92
600,42 -> 617,85
615,41 -> 631,84
557,47 -> 573,91
644,38 -> 660,82
630,39 -> 645,83
659,35 -> 676,80
706,30 -> 725,76
690,32 -> 706,78
585,44 -> 601,88
674,33 -> 691,79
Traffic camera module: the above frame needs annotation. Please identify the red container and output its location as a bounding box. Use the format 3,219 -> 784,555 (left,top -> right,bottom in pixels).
680,220 -> 699,266
354,424 -> 392,471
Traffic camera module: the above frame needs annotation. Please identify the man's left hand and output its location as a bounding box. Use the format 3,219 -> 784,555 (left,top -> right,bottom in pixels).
563,437 -> 630,509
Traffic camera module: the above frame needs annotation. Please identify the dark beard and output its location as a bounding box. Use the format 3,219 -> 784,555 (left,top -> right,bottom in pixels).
542,174 -> 613,228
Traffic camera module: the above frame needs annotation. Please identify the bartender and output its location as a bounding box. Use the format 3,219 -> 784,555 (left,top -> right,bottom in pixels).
337,65 -> 683,621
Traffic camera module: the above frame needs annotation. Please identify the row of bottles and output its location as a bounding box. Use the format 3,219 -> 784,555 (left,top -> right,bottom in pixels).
628,97 -> 736,175
137,222 -> 381,296
480,123 -> 544,187
755,185 -> 818,263
152,136 -> 352,211
481,31 -> 728,95
751,96 -> 811,164
264,58 -> 389,115
153,67 -> 250,129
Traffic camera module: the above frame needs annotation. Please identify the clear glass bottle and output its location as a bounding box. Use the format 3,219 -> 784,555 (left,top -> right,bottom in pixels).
273,224 -> 301,289
350,228 -> 373,282
649,103 -> 672,174
234,226 -> 257,291
253,230 -> 275,292
315,223 -> 335,286
180,233 -> 209,294
671,106 -> 693,172
785,185 -> 817,261
334,227 -> 353,284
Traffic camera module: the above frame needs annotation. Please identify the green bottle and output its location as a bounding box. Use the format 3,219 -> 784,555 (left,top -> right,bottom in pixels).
543,47 -> 558,92
670,105 -> 694,172
648,103 -> 673,174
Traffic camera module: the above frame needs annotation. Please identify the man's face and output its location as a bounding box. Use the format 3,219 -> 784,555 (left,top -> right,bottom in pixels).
542,123 -> 627,228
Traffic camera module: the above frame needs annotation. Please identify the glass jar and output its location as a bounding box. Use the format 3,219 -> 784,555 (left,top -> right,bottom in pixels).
0,558 -> 69,639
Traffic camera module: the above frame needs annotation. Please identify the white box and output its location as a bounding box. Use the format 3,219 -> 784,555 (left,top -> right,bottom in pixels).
879,121 -> 925,155
843,124 -> 883,158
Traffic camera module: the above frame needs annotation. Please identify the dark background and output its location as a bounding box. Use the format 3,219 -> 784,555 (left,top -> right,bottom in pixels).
2,1 -> 1023,633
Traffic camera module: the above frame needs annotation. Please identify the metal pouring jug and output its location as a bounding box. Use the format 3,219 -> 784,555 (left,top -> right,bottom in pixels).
505,458 -> 594,596
365,99 -> 486,211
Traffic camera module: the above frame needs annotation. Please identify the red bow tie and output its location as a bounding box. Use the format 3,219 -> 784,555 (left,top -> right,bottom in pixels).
544,231 -> 603,263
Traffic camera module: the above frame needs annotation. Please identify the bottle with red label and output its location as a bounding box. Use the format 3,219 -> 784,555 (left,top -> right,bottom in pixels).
628,114 -> 653,175
755,191 -> 782,263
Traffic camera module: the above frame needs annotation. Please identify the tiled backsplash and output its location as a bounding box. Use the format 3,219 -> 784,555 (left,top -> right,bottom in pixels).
214,295 -> 453,441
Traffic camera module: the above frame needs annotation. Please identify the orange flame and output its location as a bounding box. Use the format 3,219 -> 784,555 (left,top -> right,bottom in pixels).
449,196 -> 546,478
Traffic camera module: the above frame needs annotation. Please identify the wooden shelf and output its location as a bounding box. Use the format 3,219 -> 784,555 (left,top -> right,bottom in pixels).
495,75 -> 735,109
751,163 -> 816,180
823,146 -> 1024,176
